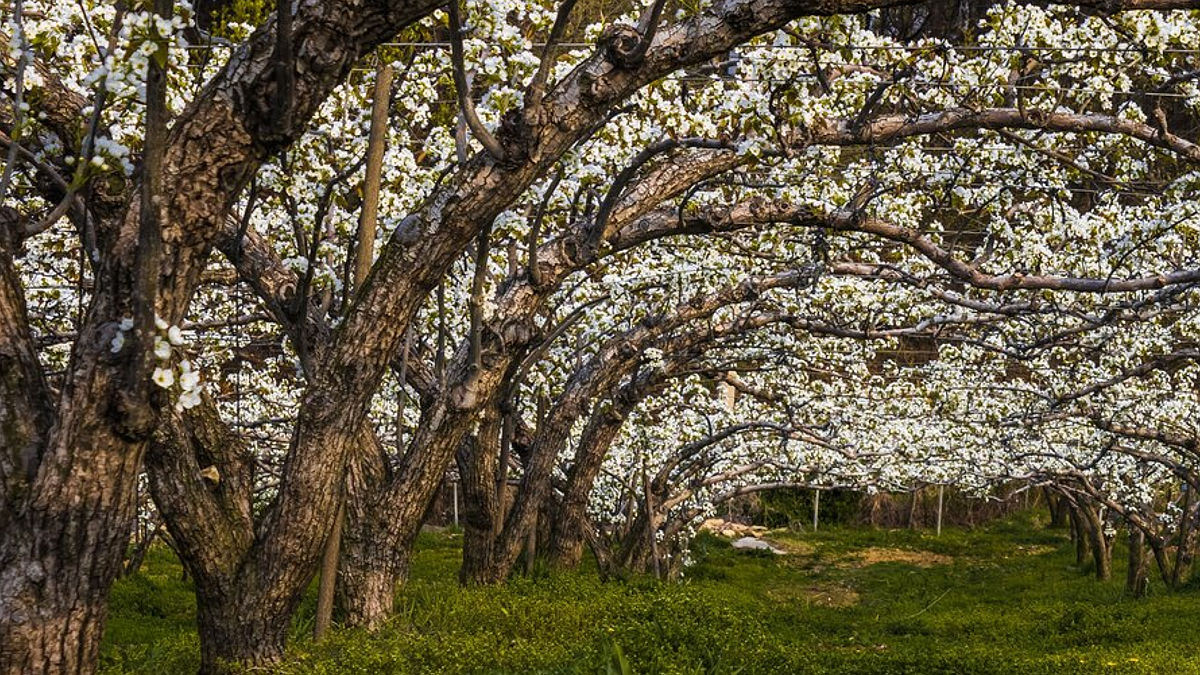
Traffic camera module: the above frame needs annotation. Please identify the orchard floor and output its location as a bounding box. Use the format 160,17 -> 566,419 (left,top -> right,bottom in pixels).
101,515 -> 1200,674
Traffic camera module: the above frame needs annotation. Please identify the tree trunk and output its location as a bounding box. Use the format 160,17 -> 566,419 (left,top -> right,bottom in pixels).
0,569 -> 110,675
1078,506 -> 1112,581
0,426 -> 148,675
1,226 -> 141,675
548,396 -> 631,570
335,541 -> 405,629
456,423 -> 502,585
1171,495 -> 1197,588
524,511 -> 538,575
195,582 -> 290,675
1093,536 -> 1112,581
1148,537 -> 1174,588
1044,488 -> 1068,528
123,522 -> 161,577
908,488 -> 920,529
1126,527 -> 1148,598
1068,505 -> 1090,567
334,427 -> 399,628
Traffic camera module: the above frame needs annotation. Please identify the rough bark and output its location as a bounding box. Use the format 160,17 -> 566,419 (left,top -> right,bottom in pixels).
315,61 -> 395,640
1079,505 -> 1112,581
1067,503 -> 1089,567
282,0 -> 881,622
331,427 -> 399,628
0,246 -> 52,533
547,403 -> 630,569
548,377 -> 659,569
1126,528 -> 1148,598
2,0 -> 445,669
457,414 -> 503,585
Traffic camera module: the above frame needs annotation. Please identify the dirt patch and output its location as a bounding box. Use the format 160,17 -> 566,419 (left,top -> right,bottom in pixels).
806,584 -> 860,607
699,518 -> 770,538
767,583 -> 860,608
851,548 -> 952,567
769,539 -> 816,556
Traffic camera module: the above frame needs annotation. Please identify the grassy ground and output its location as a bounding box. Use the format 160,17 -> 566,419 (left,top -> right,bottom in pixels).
100,514 -> 1200,674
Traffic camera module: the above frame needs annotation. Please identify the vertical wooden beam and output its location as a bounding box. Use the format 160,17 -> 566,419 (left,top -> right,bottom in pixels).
315,60 -> 393,641
936,484 -> 944,537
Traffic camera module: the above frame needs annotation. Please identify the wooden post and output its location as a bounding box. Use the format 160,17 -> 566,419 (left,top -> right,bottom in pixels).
908,488 -> 919,530
936,484 -> 944,537
315,61 -> 393,641
812,489 -> 820,532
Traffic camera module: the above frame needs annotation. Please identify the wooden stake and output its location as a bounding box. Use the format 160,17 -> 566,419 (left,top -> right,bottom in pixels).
936,484 -> 944,537
316,60 -> 393,641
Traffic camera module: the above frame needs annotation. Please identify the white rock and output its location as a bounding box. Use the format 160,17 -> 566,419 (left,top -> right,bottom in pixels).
731,537 -> 785,554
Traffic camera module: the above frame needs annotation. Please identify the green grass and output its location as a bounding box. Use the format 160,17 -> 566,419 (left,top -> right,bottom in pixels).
101,514 -> 1200,674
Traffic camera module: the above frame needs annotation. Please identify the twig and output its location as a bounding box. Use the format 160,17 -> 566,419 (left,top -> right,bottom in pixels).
903,588 -> 952,619
447,0 -> 505,161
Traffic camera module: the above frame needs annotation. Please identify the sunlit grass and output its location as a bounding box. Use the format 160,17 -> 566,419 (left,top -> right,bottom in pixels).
101,513 -> 1200,674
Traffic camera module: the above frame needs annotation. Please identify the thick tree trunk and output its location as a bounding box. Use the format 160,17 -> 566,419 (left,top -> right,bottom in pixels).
1076,505 -> 1112,581
1068,505 -> 1090,567
1172,538 -> 1195,588
0,241 -> 138,675
3,0 -> 450,669
456,417 -> 503,585
1093,536 -> 1112,581
317,59 -> 396,640
548,523 -> 589,570
1126,528 -> 1148,597
548,397 -> 631,570
492,370 -> 614,579
147,397 -> 372,672
615,492 -> 666,575
1044,488 -> 1068,528
0,598 -> 105,675
1148,538 -> 1174,588
195,582 -> 290,675
459,525 -> 500,585
1171,498 -> 1197,588
336,543 -> 405,629
334,427 -> 397,628
0,427 -> 147,675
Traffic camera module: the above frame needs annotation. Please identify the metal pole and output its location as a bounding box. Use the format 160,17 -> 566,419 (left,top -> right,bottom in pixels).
936,484 -> 944,537
453,479 -> 459,528
812,488 -> 820,532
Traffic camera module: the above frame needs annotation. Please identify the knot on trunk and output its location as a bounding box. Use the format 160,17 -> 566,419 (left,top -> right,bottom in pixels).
601,24 -> 645,69
496,109 -> 532,168
111,389 -> 161,441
